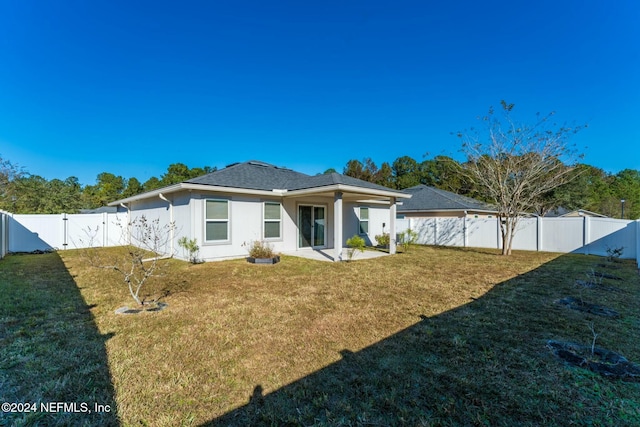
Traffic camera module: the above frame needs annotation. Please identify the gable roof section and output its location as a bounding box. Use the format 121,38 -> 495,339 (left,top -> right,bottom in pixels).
186,160 -> 307,191
186,161 -> 403,193
109,160 -> 409,205
398,184 -> 495,213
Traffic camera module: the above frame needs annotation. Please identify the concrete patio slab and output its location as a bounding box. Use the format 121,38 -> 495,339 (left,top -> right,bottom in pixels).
281,248 -> 390,262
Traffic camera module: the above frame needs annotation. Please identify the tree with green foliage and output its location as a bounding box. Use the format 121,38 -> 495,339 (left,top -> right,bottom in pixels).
392,156 -> 421,189
122,177 -> 144,198
375,162 -> 395,188
611,169 -> 640,219
0,155 -> 24,210
83,172 -> 126,208
457,101 -> 585,255
143,176 -> 163,192
344,159 -> 368,181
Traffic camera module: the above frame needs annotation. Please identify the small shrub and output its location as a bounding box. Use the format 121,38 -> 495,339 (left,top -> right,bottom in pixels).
245,240 -> 276,259
606,246 -> 624,263
375,232 -> 390,247
178,237 -> 201,264
399,228 -> 418,253
345,234 -> 366,261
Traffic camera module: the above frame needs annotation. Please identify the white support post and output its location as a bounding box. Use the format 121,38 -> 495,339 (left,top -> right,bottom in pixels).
334,192 -> 343,262
389,197 -> 397,255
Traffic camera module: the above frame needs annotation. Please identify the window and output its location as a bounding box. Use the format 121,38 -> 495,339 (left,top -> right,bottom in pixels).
264,202 -> 281,239
359,207 -> 369,235
205,199 -> 229,241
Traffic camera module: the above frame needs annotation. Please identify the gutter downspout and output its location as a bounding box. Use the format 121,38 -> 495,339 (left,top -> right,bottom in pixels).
158,193 -> 174,256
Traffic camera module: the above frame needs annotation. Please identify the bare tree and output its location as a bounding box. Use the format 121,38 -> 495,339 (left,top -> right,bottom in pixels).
83,215 -> 174,306
457,101 -> 585,255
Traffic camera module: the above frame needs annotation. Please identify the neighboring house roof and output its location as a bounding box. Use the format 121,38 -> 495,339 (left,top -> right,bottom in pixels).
397,184 -> 496,213
79,206 -> 118,214
545,208 -> 608,218
110,160 -> 409,205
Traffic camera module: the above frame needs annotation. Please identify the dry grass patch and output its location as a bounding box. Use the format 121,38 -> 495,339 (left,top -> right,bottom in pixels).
3,245 -> 640,426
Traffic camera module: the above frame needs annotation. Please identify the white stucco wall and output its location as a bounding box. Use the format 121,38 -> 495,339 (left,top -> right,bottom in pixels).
126,190 -> 394,261
344,202 -> 390,246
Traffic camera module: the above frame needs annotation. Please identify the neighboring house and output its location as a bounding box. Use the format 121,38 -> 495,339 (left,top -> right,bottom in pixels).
109,160 -> 410,262
544,207 -> 608,218
397,185 -> 497,218
79,206 -> 118,214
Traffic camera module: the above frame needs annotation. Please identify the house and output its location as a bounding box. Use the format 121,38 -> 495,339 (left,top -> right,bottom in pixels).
544,208 -> 608,218
109,161 -> 410,262
397,185 -> 497,218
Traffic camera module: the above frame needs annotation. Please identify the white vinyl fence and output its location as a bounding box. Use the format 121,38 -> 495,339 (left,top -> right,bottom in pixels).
0,211 -> 128,255
0,211 -> 639,268
0,211 -> 8,259
397,216 -> 640,266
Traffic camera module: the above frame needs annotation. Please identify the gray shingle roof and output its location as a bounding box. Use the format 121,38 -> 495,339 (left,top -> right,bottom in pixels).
186,160 -> 404,193
398,185 -> 495,212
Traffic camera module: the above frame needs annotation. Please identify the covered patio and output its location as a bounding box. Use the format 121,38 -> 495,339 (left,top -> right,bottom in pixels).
282,247 -> 391,262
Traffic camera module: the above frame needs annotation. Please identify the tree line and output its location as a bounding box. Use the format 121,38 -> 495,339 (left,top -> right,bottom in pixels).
0,153 -> 637,219
0,160 -> 214,214
340,155 -> 639,220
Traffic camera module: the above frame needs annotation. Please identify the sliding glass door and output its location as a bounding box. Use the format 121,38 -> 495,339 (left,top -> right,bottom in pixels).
298,205 -> 326,248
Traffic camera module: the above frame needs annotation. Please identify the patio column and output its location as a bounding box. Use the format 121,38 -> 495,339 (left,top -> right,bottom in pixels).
389,196 -> 397,255
334,191 -> 343,262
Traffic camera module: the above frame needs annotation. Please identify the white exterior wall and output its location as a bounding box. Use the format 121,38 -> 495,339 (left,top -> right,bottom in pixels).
343,202 -> 389,246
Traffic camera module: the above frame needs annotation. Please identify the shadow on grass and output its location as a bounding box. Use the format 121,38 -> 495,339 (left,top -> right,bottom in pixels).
204,254 -> 640,426
0,253 -> 119,426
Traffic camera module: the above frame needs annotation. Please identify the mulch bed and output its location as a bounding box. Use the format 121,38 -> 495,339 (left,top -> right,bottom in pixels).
547,340 -> 640,381
556,297 -> 620,318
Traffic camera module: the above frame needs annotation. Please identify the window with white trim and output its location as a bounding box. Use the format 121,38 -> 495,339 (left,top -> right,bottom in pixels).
205,199 -> 229,242
359,206 -> 369,235
263,201 -> 281,239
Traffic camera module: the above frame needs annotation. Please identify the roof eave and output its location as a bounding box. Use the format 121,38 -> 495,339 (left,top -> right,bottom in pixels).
109,183 -> 287,206
284,184 -> 411,199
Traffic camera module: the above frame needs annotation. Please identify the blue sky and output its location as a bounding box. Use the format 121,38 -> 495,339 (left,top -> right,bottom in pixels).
1,1 -> 639,185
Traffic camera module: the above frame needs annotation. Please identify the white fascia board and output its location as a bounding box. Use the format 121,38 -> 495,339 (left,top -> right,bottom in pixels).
108,184 -> 183,206
109,183 -> 285,206
108,183 -> 405,206
284,184 -> 411,199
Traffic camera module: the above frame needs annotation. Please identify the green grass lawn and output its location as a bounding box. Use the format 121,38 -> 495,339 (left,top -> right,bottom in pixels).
1,246 -> 639,426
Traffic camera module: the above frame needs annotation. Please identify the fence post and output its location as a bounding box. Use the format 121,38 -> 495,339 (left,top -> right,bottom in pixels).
463,216 -> 468,248
0,212 -> 5,259
102,212 -> 108,247
583,216 -> 590,255
434,218 -> 439,245
636,220 -> 640,269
